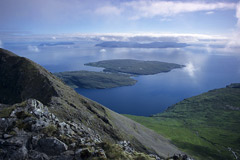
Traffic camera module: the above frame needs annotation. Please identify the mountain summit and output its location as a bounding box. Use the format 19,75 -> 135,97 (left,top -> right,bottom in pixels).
0,48 -> 182,159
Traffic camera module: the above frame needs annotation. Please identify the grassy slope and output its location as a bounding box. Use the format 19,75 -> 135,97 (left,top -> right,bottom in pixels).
125,84 -> 240,160
54,71 -> 137,89
85,59 -> 184,75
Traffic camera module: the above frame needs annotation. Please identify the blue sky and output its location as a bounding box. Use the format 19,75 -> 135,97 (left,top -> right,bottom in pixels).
0,0 -> 239,35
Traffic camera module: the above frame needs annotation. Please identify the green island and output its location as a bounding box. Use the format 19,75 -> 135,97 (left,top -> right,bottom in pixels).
55,59 -> 184,89
85,59 -> 185,75
125,83 -> 240,160
54,70 -> 137,89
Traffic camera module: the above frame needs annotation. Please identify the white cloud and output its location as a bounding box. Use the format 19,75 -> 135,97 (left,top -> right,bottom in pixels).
236,1 -> 240,28
28,45 -> 39,52
206,11 -> 214,15
0,40 -> 2,48
95,5 -> 122,16
95,33 -> 226,43
184,62 -> 198,78
160,17 -> 172,22
100,49 -> 106,53
124,1 -> 236,19
225,1 -> 240,50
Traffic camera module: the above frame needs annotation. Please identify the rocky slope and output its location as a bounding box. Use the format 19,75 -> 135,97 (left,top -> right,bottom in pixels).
0,48 -> 181,159
0,99 -> 160,159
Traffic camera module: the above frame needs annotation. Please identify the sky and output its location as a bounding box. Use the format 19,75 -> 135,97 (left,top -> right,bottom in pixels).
0,0 -> 240,36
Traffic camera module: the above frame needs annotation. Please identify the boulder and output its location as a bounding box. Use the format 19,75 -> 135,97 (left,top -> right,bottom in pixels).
37,137 -> 68,156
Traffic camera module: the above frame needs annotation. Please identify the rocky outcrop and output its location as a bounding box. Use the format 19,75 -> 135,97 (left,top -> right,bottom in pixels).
0,99 -> 162,160
0,48 -> 182,159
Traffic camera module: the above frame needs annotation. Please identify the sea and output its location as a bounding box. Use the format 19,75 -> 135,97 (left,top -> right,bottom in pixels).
4,40 -> 240,116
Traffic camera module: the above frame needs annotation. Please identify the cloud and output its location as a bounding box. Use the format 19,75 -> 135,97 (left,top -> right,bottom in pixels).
206,11 -> 214,15
28,45 -> 39,52
94,33 -> 226,43
0,0 -> 237,34
236,1 -> 240,28
160,17 -> 172,22
184,62 -> 198,78
95,5 -> 122,16
100,49 -> 106,53
123,1 -> 236,19
225,1 -> 240,50
0,0 -> 109,29
0,40 -> 2,48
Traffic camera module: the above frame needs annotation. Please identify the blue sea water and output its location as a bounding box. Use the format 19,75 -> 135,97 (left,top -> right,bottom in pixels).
4,41 -> 240,116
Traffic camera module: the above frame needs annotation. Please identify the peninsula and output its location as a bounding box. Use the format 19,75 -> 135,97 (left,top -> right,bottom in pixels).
55,71 -> 137,89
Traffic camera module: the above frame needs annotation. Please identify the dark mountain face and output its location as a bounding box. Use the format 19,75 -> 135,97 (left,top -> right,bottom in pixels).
0,48 -> 57,105
0,48 -> 182,159
0,48 -> 121,141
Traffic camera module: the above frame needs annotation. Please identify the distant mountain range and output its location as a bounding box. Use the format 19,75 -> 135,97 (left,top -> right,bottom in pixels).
96,41 -> 189,48
39,42 -> 75,46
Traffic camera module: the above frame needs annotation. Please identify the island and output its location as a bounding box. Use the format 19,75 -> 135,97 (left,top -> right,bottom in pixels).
85,59 -> 185,75
55,59 -> 184,89
54,71 -> 137,89
96,41 -> 189,48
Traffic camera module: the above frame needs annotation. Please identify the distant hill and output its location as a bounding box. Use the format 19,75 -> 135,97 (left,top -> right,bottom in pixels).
0,48 -> 182,159
39,42 -> 75,46
126,83 -> 240,160
96,41 -> 189,48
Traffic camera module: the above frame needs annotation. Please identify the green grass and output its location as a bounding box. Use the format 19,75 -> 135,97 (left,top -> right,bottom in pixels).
0,101 -> 26,118
125,84 -> 240,160
0,106 -> 16,118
